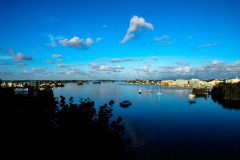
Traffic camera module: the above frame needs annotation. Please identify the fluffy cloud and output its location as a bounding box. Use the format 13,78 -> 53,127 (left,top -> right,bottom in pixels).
211,60 -> 223,65
86,38 -> 94,46
59,36 -> 101,49
156,60 -> 240,79
52,54 -> 62,59
13,52 -> 33,62
154,35 -> 172,45
174,67 -> 191,73
193,60 -> 240,78
196,43 -> 217,49
121,16 -> 154,44
90,64 -> 124,72
110,57 -> 143,63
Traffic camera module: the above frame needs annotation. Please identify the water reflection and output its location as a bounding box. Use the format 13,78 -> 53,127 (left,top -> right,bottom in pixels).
211,94 -> 240,110
53,83 -> 240,160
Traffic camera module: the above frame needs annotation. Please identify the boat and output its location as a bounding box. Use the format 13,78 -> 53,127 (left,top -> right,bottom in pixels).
119,100 -> 132,108
188,93 -> 195,99
138,88 -> 142,94
146,85 -> 152,94
156,87 -> 162,95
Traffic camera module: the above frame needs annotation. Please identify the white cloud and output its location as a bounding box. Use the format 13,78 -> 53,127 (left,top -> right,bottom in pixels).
52,54 -> 62,59
90,64 -> 124,72
174,67 -> 191,73
196,43 -> 217,49
121,16 -> 154,44
59,36 -> 101,49
86,38 -> 94,46
13,52 -> 33,62
111,57 -> 143,63
59,36 -> 83,47
211,60 -> 223,65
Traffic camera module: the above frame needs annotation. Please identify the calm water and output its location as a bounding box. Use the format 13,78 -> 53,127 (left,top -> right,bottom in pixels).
54,82 -> 240,160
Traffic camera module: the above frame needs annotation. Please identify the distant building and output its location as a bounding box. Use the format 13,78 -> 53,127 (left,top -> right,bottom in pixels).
189,79 -> 200,86
160,80 -> 175,86
226,77 -> 240,84
174,79 -> 189,87
14,88 -> 28,95
1,82 -> 7,87
208,79 -> 223,86
7,82 -> 13,87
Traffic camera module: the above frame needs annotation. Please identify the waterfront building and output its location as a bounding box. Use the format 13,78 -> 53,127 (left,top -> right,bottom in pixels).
14,88 -> 28,95
208,79 -> 223,86
174,79 -> 189,87
160,80 -> 175,86
225,77 -> 240,83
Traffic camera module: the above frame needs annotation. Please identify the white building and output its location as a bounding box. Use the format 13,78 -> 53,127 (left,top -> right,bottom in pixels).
14,88 -> 28,95
226,77 -> 240,84
189,79 -> 200,85
174,79 -> 189,86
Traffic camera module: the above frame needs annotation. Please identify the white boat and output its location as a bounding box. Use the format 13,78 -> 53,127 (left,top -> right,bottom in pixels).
156,87 -> 162,95
138,88 -> 142,94
188,93 -> 195,99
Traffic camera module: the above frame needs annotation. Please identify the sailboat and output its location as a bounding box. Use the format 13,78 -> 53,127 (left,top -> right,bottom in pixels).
146,84 -> 153,94
156,87 -> 162,95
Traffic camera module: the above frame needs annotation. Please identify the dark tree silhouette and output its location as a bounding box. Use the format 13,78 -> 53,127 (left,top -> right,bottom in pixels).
0,87 -> 133,160
211,82 -> 240,109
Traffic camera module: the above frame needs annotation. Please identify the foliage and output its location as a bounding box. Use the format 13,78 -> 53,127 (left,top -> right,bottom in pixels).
0,88 -> 132,159
192,88 -> 209,97
211,82 -> 240,100
211,82 -> 240,109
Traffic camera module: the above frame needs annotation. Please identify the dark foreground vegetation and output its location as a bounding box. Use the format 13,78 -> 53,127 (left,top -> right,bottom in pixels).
211,82 -> 240,109
192,88 -> 209,97
0,87 -> 132,160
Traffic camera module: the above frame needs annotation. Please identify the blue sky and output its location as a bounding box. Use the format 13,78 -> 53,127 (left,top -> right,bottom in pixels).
0,0 -> 240,80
